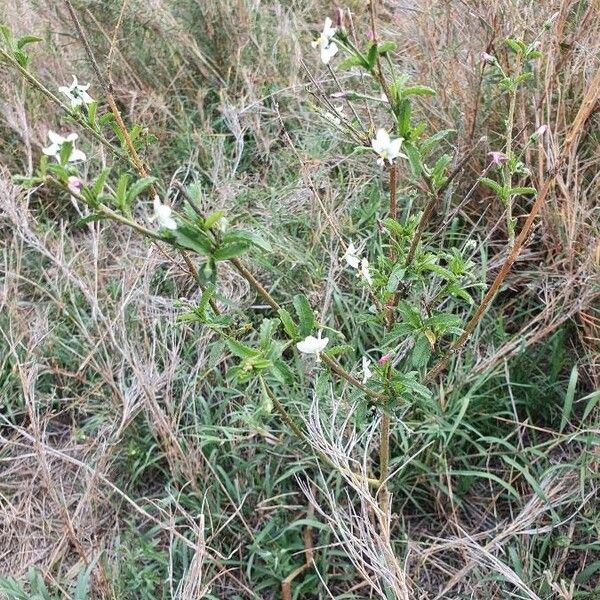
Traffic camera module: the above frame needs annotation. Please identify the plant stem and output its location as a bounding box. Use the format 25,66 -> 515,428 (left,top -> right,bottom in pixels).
504,86 -> 518,248
379,161 -> 398,513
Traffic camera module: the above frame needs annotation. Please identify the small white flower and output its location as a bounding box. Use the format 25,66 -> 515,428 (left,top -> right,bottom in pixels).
371,128 -> 407,167
360,257 -> 373,286
296,331 -> 329,362
362,356 -> 373,383
42,131 -> 86,162
153,195 -> 177,230
342,240 -> 361,269
311,17 -> 338,64
59,76 -> 93,108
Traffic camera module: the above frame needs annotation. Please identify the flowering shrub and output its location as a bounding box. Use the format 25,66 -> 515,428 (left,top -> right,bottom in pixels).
0,6 -> 554,590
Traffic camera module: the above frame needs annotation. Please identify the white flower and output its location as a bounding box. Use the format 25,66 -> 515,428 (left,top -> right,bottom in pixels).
59,76 -> 93,108
311,17 -> 338,64
153,195 -> 177,230
371,128 -> 406,167
296,331 -> 329,362
42,131 -> 86,162
362,356 -> 373,383
342,240 -> 361,269
360,257 -> 373,286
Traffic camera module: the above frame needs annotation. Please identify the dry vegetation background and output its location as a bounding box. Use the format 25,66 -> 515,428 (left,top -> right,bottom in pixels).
0,0 -> 599,598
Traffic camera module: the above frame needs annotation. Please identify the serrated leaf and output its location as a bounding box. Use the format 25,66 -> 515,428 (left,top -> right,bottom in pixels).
277,308 -> 298,339
214,241 -> 250,261
293,294 -> 316,337
377,41 -> 396,54
126,176 -> 156,205
173,225 -> 213,256
479,176 -> 505,197
227,338 -> 259,359
403,141 -> 422,177
338,55 -> 368,70
403,85 -> 436,97
16,35 -> 42,50
411,334 -> 432,368
204,210 -> 226,230
509,186 -> 537,196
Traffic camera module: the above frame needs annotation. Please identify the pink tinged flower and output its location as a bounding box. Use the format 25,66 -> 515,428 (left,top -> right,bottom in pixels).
378,352 -> 393,365
42,131 -> 86,162
67,176 -> 83,195
488,151 -> 508,166
480,52 -> 496,64
367,30 -> 374,41
371,128 -> 406,167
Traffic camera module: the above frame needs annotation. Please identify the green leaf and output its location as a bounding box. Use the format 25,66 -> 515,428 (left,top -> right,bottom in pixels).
87,100 -> 98,128
75,213 -> 105,227
227,339 -> 259,359
508,186 -> 537,196
223,230 -> 272,253
173,225 -> 213,256
115,173 -> 129,211
366,43 -> 378,70
479,176 -> 505,197
58,141 -> 73,166
402,141 -> 422,177
377,41 -> 396,55
92,168 -> 111,196
431,153 -> 452,189
16,35 -> 42,50
126,176 -> 156,205
293,294 -> 316,337
204,209 -> 226,230
560,366 -> 578,433
396,98 -> 412,137
213,241 -> 250,261
386,265 -> 406,293
402,85 -> 436,97
505,38 -> 527,54
338,55 -> 368,70
277,308 -> 298,339
411,333 -> 432,368
397,301 -> 422,330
